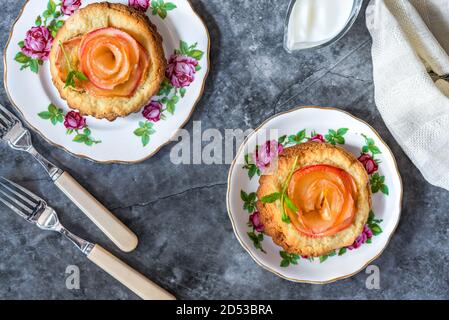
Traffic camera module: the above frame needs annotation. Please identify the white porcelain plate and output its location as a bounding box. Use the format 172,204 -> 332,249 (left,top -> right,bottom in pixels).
4,0 -> 209,163
227,106 -> 402,283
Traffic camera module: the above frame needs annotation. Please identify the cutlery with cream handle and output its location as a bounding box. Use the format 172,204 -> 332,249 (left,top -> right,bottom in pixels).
0,104 -> 137,252
0,177 -> 175,300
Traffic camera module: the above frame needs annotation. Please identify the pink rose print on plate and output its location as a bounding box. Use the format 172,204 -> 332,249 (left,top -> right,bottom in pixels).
64,111 -> 86,130
358,153 -> 378,174
347,225 -> 373,250
253,140 -> 284,171
22,26 -> 53,60
249,211 -> 264,232
128,0 -> 150,12
166,54 -> 199,88
142,101 -> 162,122
309,133 -> 325,142
61,0 -> 82,16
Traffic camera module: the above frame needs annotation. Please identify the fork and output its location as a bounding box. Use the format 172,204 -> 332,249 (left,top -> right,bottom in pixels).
0,104 -> 137,252
0,177 -> 175,300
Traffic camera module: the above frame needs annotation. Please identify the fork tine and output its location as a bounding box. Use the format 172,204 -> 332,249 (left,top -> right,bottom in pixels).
0,193 -> 30,219
0,180 -> 38,207
0,105 -> 15,129
0,188 -> 34,216
0,178 -> 42,204
0,111 -> 11,128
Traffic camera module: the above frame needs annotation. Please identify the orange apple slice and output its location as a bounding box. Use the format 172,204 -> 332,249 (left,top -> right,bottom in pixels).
79,27 -> 141,90
286,164 -> 357,237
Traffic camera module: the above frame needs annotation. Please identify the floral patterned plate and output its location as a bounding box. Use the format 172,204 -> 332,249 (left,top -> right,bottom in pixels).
4,0 -> 209,163
227,106 -> 402,283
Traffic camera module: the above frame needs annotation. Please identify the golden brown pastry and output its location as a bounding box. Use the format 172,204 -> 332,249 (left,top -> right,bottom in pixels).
49,2 -> 166,121
256,141 -> 371,257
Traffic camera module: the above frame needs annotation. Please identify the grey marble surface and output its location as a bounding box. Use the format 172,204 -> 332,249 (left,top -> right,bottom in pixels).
0,0 -> 448,300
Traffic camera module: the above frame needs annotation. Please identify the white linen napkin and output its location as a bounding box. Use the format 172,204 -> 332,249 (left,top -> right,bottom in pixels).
366,0 -> 449,190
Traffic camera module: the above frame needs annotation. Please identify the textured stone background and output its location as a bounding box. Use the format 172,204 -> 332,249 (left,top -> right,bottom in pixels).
1,0 -> 448,300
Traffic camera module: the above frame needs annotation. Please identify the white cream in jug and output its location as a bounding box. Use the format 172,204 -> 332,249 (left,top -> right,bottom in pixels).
286,0 -> 354,51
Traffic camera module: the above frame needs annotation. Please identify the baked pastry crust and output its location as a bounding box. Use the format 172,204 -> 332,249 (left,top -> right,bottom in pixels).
256,141 -> 371,257
49,2 -> 166,121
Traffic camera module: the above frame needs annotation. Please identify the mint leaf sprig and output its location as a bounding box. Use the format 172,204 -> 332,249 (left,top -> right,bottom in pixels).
261,156 -> 299,224
59,41 -> 87,89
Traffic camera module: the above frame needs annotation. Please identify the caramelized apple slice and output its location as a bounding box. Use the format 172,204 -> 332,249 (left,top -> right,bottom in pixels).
286,164 -> 357,237
84,45 -> 149,97
79,27 -> 140,90
55,36 -> 83,87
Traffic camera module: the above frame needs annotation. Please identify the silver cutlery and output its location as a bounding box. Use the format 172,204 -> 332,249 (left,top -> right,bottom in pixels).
0,104 -> 137,252
0,177 -> 175,300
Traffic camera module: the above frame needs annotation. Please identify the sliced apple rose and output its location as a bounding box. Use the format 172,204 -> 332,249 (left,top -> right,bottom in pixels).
286,164 -> 358,237
55,27 -> 149,97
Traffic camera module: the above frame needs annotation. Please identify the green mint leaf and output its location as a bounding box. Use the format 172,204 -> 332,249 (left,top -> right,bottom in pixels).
64,71 -> 75,88
319,255 -> 328,263
338,248 -> 347,256
260,192 -> 281,203
75,71 -> 88,81
284,195 -> 298,213
281,211 -> 291,223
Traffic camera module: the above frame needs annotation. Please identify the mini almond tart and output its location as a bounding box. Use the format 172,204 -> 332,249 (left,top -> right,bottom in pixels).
49,2 -> 166,121
256,141 -> 371,257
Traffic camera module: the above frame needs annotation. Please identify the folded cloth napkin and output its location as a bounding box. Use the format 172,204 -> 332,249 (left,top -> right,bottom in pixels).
367,0 -> 449,190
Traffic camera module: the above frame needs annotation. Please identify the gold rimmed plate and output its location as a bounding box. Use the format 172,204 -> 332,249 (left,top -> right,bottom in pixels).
227,106 -> 402,283
4,0 -> 210,163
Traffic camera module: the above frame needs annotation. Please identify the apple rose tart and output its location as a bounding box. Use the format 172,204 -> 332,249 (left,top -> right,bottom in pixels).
49,2 -> 166,121
256,141 -> 371,257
